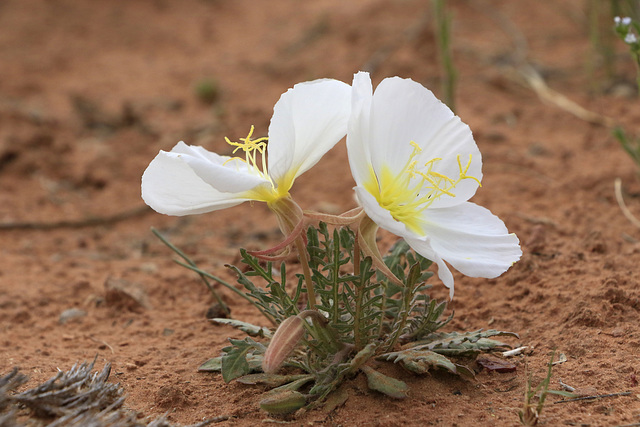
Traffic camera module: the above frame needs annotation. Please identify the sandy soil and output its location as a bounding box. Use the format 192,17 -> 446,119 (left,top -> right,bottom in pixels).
1,0 -> 640,425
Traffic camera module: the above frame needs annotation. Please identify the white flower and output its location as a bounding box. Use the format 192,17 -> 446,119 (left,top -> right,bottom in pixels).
615,16 -> 622,25
622,16 -> 632,26
625,32 -> 638,44
347,72 -> 521,298
142,79 -> 351,223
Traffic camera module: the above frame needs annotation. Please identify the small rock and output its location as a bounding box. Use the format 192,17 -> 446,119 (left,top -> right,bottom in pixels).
59,308 -> 87,324
206,303 -> 230,319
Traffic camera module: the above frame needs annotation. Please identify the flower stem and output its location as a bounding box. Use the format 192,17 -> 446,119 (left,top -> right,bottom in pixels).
175,260 -> 277,325
151,227 -> 230,316
295,236 -> 316,310
353,237 -> 364,351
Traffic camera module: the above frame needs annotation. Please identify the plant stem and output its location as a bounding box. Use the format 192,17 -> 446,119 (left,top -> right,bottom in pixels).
353,238 -> 364,351
332,231 -> 340,325
385,264 -> 419,352
151,228 -> 229,315
175,260 -> 276,325
295,236 -> 316,310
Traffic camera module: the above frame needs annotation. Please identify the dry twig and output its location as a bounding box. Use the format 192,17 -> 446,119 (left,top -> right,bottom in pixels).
553,391 -> 631,404
615,178 -> 640,229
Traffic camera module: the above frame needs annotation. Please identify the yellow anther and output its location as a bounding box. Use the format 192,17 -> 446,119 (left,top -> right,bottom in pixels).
227,125 -> 268,149
429,171 -> 455,184
221,126 -> 276,196
364,141 -> 483,235
457,154 -> 482,186
424,157 -> 442,169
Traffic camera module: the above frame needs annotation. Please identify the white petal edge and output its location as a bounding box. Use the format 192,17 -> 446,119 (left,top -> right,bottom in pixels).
168,142 -> 270,194
142,148 -> 252,216
347,71 -> 374,187
267,78 -> 351,191
368,76 -> 482,208
421,202 -> 522,279
403,235 -> 456,299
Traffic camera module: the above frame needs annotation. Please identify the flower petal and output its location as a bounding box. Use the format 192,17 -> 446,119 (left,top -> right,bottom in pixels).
369,76 -> 481,208
421,202 -> 522,279
403,235 -> 455,299
169,142 -> 270,194
347,71 -> 374,186
142,145 -> 254,216
354,186 -> 411,238
267,78 -> 351,192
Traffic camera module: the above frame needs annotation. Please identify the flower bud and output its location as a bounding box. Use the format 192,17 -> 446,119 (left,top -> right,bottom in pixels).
262,315 -> 305,374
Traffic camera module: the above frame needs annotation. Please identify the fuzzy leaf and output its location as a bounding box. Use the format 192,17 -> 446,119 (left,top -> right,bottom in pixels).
211,318 -> 272,338
361,365 -> 408,399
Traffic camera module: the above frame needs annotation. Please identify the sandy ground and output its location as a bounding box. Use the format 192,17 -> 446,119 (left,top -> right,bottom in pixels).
1,0 -> 640,425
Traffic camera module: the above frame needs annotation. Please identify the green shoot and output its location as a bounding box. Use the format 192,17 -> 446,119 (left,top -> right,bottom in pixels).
432,0 -> 457,113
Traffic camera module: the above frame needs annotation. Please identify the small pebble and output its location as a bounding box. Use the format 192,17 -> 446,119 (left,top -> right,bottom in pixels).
59,308 -> 87,324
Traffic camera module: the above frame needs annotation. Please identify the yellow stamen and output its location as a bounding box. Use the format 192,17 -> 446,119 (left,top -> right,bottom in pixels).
364,141 -> 481,234
222,126 -> 288,203
223,125 -> 269,176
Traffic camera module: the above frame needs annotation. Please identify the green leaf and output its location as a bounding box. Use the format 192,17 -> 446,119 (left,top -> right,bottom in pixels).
211,318 -> 272,338
198,356 -> 222,372
380,348 -> 456,374
349,343 -> 377,374
221,338 -> 265,382
379,348 -> 476,379
361,365 -> 408,399
221,344 -> 251,383
406,330 -> 518,356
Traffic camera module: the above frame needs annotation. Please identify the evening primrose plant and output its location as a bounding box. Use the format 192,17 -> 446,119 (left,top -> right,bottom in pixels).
143,73 -> 521,415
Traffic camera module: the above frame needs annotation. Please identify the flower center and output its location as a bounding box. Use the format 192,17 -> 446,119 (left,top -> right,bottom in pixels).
223,126 -> 289,203
224,125 -> 270,178
365,141 -> 481,234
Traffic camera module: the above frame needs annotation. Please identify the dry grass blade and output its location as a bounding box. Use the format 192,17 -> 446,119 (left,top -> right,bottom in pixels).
13,360 -> 121,418
0,368 -> 28,410
615,178 -> 640,229
1,361 -> 226,426
517,65 -> 616,128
